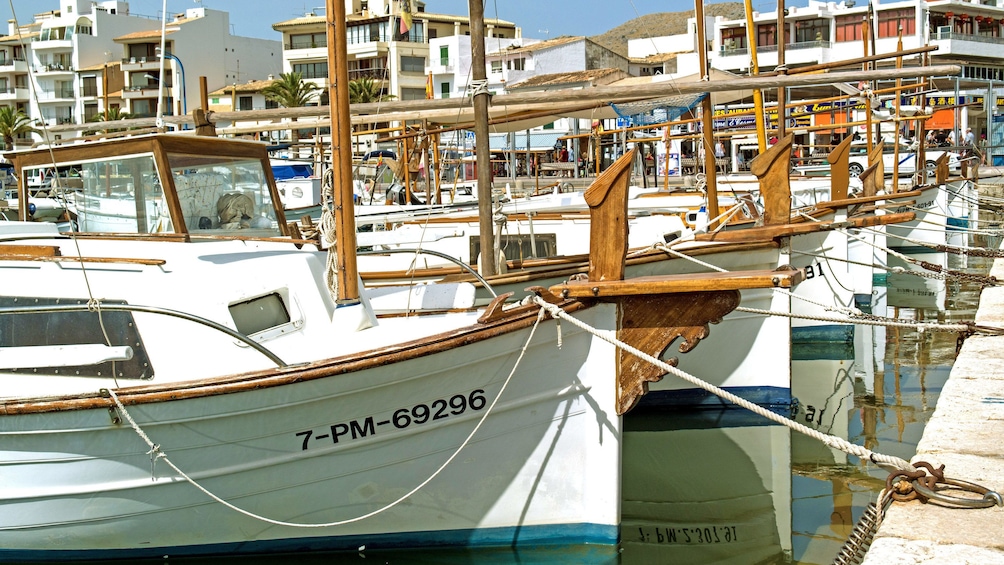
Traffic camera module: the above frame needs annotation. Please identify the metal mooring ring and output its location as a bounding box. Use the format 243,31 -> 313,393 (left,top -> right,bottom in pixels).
912,476 -> 1004,509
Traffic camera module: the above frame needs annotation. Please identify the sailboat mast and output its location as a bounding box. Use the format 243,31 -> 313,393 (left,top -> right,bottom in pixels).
695,0 -> 720,227
776,0 -> 786,141
744,0 -> 767,153
468,0 -> 497,276
327,0 -> 360,301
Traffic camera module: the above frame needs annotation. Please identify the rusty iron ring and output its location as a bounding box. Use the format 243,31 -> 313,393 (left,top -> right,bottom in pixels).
911,476 -> 1004,509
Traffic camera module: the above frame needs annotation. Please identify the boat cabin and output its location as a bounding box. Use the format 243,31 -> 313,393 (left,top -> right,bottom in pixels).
10,135 -> 288,238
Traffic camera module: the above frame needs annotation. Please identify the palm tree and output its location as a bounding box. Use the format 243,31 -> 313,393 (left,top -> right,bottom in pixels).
86,107 -> 133,134
348,77 -> 395,104
0,106 -> 36,150
261,72 -> 321,145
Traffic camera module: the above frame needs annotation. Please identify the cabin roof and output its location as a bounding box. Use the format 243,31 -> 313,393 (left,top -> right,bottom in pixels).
506,68 -> 628,90
489,35 -> 584,56
209,79 -> 279,96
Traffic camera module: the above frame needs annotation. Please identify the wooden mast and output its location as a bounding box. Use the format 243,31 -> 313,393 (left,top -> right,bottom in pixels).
695,0 -> 720,228
468,0 -> 497,276
326,0 -> 359,302
743,0 -> 767,154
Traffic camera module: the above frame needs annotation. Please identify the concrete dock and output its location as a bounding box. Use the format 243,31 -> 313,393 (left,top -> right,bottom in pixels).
861,247 -> 1004,564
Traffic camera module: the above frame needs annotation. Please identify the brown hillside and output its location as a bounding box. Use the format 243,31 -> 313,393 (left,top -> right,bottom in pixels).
590,2 -> 746,57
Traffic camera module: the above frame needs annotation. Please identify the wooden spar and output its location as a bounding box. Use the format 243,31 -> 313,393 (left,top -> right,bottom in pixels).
860,161 -> 883,198
468,0 -> 496,276
863,20 -> 874,155
749,133 -> 792,225
828,135 -> 853,201
779,44 -> 938,76
584,148 -> 635,282
695,0 -> 719,228
326,0 -> 359,301
743,0 -> 767,153
869,139 -> 886,192
776,0 -> 786,141
893,30 -> 904,188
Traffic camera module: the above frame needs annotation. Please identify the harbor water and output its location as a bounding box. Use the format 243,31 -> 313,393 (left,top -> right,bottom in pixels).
79,233 -> 998,565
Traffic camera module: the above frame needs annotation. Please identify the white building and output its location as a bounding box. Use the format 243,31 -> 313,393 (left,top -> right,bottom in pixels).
113,7 -> 280,120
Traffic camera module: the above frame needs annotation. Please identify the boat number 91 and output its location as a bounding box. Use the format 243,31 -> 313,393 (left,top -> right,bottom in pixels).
804,262 -> 824,280
295,389 -> 487,450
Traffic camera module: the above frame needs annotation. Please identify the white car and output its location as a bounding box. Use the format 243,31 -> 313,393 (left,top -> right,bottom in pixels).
847,143 -> 961,177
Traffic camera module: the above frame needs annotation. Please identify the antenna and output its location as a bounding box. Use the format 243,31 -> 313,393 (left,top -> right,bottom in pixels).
538,28 -> 549,38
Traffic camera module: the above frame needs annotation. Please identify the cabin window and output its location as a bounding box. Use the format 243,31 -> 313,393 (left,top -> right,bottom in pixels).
0,296 -> 153,379
167,153 -> 280,235
229,292 -> 291,336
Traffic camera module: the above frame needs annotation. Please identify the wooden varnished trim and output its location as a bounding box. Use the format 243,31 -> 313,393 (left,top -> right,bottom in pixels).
549,267 -> 803,298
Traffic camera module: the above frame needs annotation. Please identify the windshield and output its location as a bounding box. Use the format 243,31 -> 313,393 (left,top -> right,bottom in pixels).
167,153 -> 280,235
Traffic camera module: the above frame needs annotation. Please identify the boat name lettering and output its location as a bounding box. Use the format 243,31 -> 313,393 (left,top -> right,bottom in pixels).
635,525 -> 738,544
294,388 -> 487,450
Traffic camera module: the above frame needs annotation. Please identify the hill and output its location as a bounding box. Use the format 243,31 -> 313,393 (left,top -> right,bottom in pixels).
590,2 -> 746,57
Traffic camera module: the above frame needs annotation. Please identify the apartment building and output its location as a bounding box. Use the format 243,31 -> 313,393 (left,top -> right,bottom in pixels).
272,0 -> 519,102
113,7 -> 280,120
0,1 -> 279,146
712,0 -> 1004,148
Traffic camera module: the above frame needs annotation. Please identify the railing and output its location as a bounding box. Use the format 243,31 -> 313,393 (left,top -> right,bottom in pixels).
347,68 -> 387,80
0,56 -> 25,66
932,29 -> 1004,45
121,56 -> 161,65
286,42 -> 326,50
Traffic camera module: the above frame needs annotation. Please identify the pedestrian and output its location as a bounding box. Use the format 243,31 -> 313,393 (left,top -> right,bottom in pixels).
947,129 -> 956,146
714,140 -> 725,158
964,127 -> 975,147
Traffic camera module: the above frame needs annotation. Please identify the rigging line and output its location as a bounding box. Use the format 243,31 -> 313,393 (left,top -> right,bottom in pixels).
532,296 -> 916,473
104,304 -> 550,528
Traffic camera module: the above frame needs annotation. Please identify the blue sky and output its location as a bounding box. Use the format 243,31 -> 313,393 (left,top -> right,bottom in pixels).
0,0 -> 773,42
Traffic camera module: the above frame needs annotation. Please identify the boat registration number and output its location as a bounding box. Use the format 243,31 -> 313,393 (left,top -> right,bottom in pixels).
294,389 -> 487,450
634,525 -> 739,544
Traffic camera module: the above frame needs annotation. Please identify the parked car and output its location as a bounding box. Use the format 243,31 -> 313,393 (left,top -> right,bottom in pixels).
847,142 -> 960,177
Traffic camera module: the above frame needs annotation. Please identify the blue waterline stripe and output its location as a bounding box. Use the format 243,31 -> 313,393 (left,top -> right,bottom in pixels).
0,523 -> 618,562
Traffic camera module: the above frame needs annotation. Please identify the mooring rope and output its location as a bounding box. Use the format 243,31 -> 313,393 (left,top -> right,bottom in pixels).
530,296 -> 916,473
102,306 -> 549,528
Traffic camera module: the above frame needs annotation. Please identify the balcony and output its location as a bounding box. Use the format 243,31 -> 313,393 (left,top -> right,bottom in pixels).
347,68 -> 388,81
32,38 -> 73,50
121,56 -> 162,72
34,63 -> 74,75
427,57 -> 455,74
0,86 -> 29,101
0,57 -> 28,73
36,88 -> 75,102
122,85 -> 171,99
931,28 -> 1004,58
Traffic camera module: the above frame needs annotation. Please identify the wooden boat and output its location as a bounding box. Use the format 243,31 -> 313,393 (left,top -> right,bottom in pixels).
0,4 -> 806,559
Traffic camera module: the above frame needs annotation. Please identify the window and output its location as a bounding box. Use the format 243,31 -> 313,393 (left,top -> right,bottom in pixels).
795,18 -> 829,43
289,32 -> 326,49
876,8 -> 915,38
439,45 -> 449,65
230,293 -> 291,336
293,62 -> 328,79
400,87 -> 426,100
266,98 -> 279,109
239,95 -> 253,111
835,14 -> 866,42
81,76 -> 97,97
507,57 -> 525,71
83,103 -> 99,122
490,60 -> 502,73
757,23 -> 777,47
400,55 -> 425,73
721,27 -> 747,50
0,297 -> 153,379
440,81 -> 449,98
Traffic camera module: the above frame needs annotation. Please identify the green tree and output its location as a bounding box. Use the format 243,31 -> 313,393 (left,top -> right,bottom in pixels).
0,106 -> 37,150
86,107 -> 134,133
261,72 -> 321,144
348,77 -> 395,104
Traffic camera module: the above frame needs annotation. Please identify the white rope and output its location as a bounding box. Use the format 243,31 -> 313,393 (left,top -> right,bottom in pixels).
468,79 -> 490,98
531,296 -> 916,473
319,168 -> 339,301
103,307 -> 549,528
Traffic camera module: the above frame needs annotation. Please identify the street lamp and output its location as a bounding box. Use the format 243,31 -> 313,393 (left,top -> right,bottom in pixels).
155,47 -> 186,117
